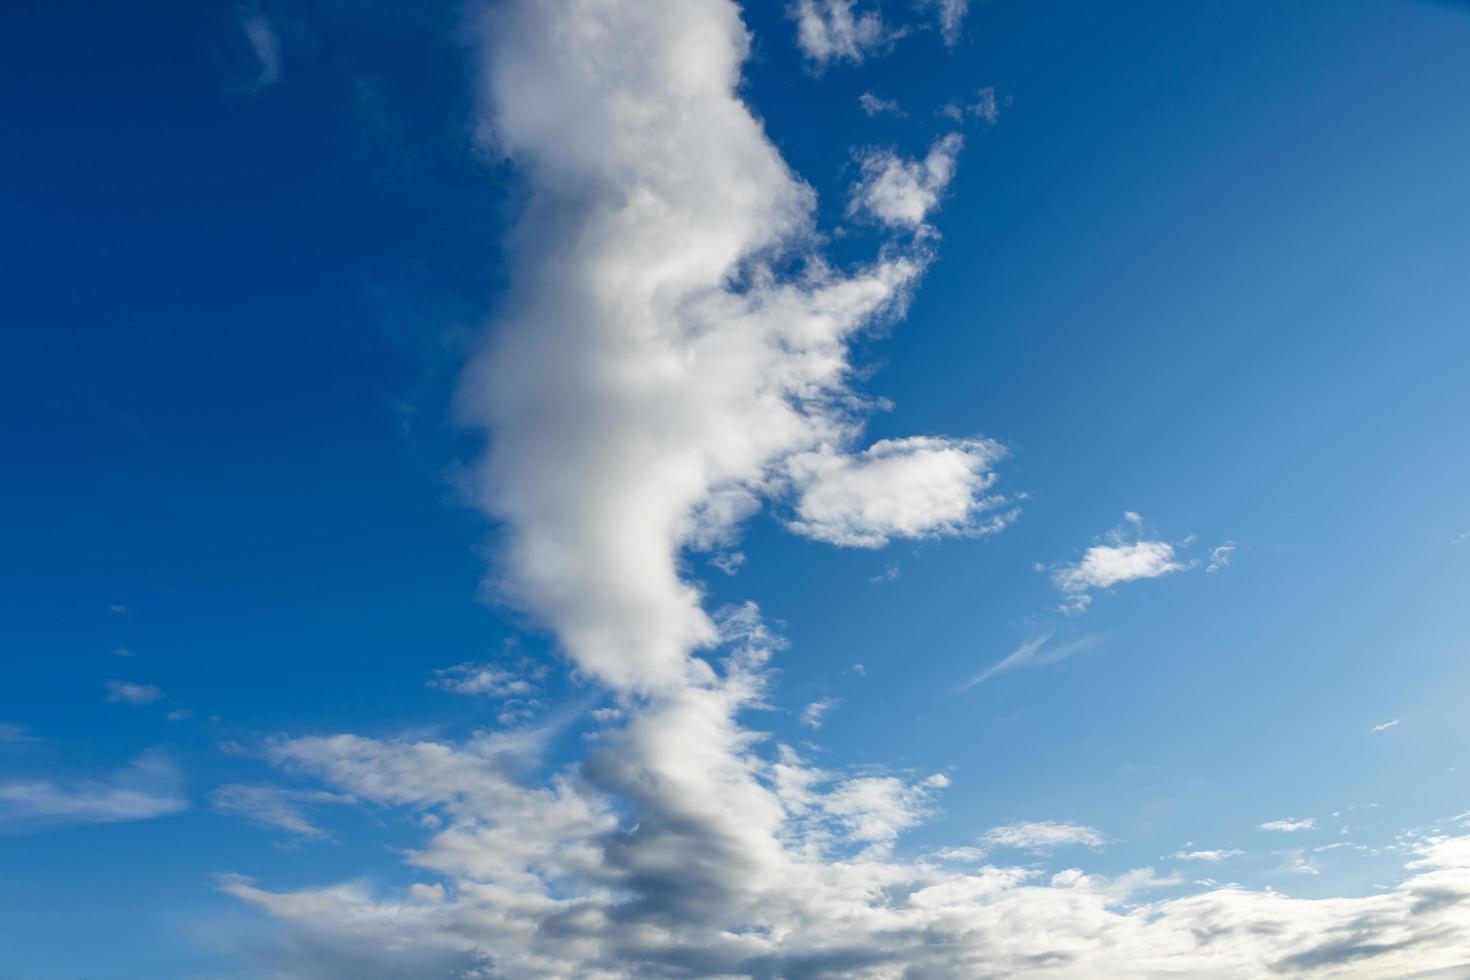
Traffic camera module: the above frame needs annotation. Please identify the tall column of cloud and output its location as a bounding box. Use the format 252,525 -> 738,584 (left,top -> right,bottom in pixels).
457,0 -> 988,691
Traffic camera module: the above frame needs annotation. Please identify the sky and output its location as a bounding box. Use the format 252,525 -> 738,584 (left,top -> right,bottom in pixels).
2,0 -> 1470,977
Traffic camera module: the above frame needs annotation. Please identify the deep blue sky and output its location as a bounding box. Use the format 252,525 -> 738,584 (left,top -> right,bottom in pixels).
3,1 -> 1469,976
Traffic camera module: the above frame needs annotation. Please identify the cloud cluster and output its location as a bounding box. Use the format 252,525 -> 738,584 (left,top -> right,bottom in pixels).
848,133 -> 964,231
789,0 -> 898,67
214,3 -> 1470,978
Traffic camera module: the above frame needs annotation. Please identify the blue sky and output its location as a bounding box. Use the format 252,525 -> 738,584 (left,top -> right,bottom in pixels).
3,1 -> 1470,977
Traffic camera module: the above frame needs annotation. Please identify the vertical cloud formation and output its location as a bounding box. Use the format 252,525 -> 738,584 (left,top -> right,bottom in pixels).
222,3 -> 1470,977
458,0 -> 991,692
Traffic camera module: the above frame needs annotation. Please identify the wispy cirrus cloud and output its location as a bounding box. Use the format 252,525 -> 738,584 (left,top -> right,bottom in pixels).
105,680 -> 164,705
0,751 -> 186,830
960,630 -> 1100,690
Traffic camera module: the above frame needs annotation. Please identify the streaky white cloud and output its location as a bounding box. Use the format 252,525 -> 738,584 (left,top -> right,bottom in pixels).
789,0 -> 899,67
105,679 -> 164,705
857,91 -> 903,117
1174,847 -> 1245,862
0,751 -> 186,828
848,133 -> 964,231
1261,817 -> 1318,833
786,436 -> 1013,547
108,603 -> 127,614
210,783 -> 354,841
960,629 -> 1100,689
925,0 -> 969,46
1052,514 -> 1188,614
981,820 -> 1109,852
1371,718 -> 1400,733
1206,540 -> 1237,573
233,3 -> 282,94
800,697 -> 839,728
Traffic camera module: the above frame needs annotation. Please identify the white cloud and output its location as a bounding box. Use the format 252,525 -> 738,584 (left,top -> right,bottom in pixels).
848,133 -> 964,231
941,85 -> 1005,124
1261,817 -> 1318,833
105,680 -> 164,705
1207,540 -> 1237,573
210,783 -> 353,840
108,604 -> 127,614
1052,514 -> 1188,614
0,751 -> 186,828
857,92 -> 904,117
960,630 -> 1100,689
925,0 -> 969,46
458,0 -> 991,691
1371,718 -> 1400,733
800,697 -> 838,729
233,3 -> 282,94
981,820 -> 1109,852
428,661 -> 543,699
214,4 -> 1470,977
1173,847 -> 1244,862
789,0 -> 899,67
786,436 -> 1013,547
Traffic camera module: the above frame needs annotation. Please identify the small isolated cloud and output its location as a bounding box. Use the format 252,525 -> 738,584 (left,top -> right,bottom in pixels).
1051,513 -> 1188,614
981,820 -> 1108,852
211,783 -> 353,841
960,630 -> 1100,690
108,604 -> 127,615
105,680 -> 164,705
1371,718 -> 1401,733
789,0 -> 900,68
1452,531 -> 1469,546
857,92 -> 904,117
1261,817 -> 1317,833
848,134 -> 964,231
923,0 -> 969,46
429,661 -> 544,699
166,709 -> 193,722
941,86 -> 1006,124
1206,541 -> 1237,573
800,698 -> 839,729
0,723 -> 33,744
232,3 -> 282,94
787,436 -> 1012,547
0,751 -> 187,829
869,565 -> 900,584
1174,847 -> 1244,862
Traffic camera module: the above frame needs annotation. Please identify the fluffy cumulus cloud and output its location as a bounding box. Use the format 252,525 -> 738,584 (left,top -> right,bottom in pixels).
1052,513 -> 1188,614
786,436 -> 1013,547
789,0 -> 898,67
217,2 -> 1470,977
848,133 -> 964,231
